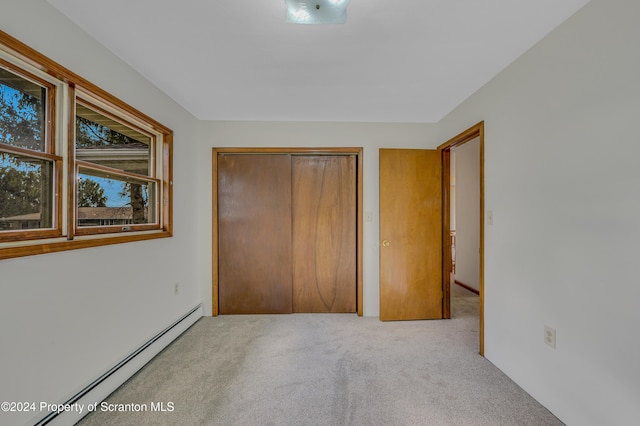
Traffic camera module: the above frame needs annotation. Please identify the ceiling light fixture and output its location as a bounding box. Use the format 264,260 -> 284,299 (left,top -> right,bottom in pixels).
285,0 -> 350,25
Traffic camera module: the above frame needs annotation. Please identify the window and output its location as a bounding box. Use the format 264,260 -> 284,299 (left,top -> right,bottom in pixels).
74,95 -> 160,235
0,30 -> 172,260
0,60 -> 61,241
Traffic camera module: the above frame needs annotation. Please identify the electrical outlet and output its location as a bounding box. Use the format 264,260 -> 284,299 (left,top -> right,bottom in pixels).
174,282 -> 180,296
544,325 -> 556,349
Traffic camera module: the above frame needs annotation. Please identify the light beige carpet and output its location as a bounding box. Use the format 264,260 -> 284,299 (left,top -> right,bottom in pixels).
77,290 -> 561,425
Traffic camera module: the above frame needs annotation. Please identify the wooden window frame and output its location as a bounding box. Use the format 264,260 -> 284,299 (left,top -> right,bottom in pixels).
0,54 -> 62,242
75,161 -> 161,236
72,92 -> 162,236
0,30 -> 173,261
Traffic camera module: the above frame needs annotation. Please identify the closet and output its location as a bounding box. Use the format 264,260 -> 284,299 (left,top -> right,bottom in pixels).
216,152 -> 356,314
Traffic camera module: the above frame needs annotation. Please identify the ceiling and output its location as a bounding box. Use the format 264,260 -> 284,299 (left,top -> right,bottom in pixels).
47,0 -> 589,123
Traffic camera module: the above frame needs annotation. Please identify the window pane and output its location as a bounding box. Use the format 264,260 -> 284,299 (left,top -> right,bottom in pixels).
76,103 -> 151,176
0,151 -> 53,230
0,66 -> 46,152
77,168 -> 156,226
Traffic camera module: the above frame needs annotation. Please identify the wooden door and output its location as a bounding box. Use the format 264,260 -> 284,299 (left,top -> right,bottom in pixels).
379,149 -> 443,321
292,155 -> 356,313
218,154 -> 293,314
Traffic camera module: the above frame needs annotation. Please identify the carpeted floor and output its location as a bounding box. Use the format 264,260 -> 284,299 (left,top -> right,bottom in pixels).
77,287 -> 562,425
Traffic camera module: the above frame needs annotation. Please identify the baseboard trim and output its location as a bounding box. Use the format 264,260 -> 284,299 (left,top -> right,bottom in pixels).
454,280 -> 480,295
35,304 -> 203,426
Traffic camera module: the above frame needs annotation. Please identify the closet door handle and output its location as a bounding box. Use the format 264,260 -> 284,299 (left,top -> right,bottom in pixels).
382,240 -> 390,247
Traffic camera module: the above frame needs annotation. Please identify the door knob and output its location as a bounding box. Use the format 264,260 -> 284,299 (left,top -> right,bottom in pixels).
382,240 -> 390,247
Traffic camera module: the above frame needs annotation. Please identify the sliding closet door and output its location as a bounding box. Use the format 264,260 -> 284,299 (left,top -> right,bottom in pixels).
218,154 -> 293,314
292,155 -> 356,313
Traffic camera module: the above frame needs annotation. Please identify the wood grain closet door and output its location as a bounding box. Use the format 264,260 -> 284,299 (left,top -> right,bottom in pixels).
292,155 -> 356,313
218,154 -> 293,314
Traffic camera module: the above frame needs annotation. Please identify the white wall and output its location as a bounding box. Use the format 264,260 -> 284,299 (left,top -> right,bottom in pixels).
453,138 -> 480,291
196,121 -> 439,317
437,0 -> 640,424
0,1 -> 202,425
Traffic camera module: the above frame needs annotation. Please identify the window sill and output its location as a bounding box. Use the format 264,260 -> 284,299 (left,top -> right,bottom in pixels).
0,230 -> 172,261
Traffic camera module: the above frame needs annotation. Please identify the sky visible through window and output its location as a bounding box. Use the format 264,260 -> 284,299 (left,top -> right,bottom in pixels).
0,78 -> 43,150
83,176 -> 130,207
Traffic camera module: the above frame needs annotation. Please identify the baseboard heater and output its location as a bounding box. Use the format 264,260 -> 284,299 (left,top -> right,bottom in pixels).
33,304 -> 203,426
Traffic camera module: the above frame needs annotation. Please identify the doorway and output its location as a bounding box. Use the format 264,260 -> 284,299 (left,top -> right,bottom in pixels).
439,122 -> 485,355
450,139 -> 481,295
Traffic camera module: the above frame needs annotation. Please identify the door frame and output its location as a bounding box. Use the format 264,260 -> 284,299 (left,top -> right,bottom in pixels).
212,147 -> 364,317
438,122 -> 485,355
